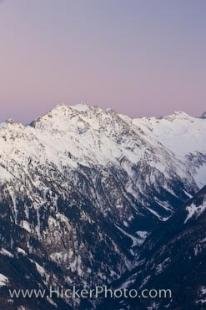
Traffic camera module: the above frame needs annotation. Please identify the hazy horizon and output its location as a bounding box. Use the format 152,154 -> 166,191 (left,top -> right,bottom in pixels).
0,0 -> 206,122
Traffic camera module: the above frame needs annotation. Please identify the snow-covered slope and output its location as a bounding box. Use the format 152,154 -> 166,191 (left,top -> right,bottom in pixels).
0,105 -> 199,189
0,104 -> 205,309
133,111 -> 206,187
0,105 -> 198,226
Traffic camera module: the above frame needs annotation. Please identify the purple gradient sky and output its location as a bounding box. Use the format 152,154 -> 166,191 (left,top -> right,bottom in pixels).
0,0 -> 206,123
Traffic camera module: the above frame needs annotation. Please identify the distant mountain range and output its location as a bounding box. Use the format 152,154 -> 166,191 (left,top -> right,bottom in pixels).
0,104 -> 205,309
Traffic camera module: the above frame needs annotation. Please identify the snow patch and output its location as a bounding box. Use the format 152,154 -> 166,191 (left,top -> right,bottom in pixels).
0,273 -> 9,287
184,201 -> 206,223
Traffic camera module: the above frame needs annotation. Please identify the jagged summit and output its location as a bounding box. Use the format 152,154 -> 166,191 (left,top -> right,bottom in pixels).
44,103 -> 100,117
1,103 -> 204,130
42,105 -> 197,122
30,103 -> 109,129
166,111 -> 191,120
0,104 -> 205,186
50,103 -> 92,114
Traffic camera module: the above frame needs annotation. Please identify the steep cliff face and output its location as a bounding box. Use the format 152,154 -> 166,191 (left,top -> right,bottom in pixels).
0,105 -> 205,309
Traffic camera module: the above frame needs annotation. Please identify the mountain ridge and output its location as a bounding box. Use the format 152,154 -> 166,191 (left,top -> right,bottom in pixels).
0,103 -> 205,309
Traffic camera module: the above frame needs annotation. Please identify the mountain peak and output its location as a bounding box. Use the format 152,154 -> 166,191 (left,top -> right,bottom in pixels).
167,111 -> 191,120
50,103 -> 92,114
49,103 -> 72,115
43,103 -> 98,120
71,103 -> 91,112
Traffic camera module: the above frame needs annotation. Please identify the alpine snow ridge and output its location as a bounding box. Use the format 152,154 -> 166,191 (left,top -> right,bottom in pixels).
0,104 -> 205,309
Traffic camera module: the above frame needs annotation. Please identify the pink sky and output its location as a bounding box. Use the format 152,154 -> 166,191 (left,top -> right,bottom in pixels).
0,0 -> 206,122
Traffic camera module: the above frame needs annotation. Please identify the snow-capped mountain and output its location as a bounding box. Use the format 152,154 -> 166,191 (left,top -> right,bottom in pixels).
133,111 -> 206,187
0,104 -> 205,309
